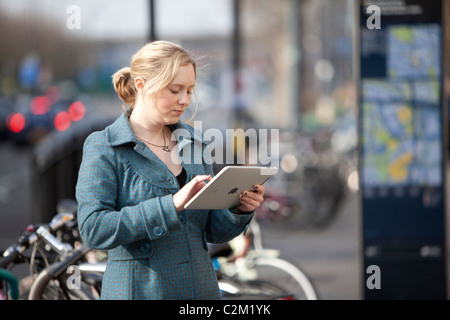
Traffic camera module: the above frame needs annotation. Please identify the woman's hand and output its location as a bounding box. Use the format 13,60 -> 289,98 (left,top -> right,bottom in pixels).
235,184 -> 265,214
173,175 -> 211,212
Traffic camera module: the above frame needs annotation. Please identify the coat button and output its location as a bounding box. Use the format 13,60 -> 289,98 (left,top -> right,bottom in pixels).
179,215 -> 186,224
140,242 -> 151,251
153,226 -> 163,237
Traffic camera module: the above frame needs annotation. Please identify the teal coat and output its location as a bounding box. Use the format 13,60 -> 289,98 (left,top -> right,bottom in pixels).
75,113 -> 253,300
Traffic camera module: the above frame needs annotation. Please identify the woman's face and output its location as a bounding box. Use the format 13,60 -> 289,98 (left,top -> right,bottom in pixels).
149,63 -> 196,125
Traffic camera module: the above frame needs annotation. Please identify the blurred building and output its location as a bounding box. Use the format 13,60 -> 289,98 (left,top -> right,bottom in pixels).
0,0 -> 357,133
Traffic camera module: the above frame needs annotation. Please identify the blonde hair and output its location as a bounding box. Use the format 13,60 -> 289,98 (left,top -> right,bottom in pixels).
112,41 -> 198,118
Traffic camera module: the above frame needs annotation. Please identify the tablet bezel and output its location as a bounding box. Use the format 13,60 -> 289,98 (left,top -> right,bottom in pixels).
183,165 -> 278,210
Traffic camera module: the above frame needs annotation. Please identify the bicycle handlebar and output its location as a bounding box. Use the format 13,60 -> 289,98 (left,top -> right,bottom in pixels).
0,250 -> 20,269
48,212 -> 76,232
46,245 -> 90,278
36,226 -> 73,256
0,212 -> 77,268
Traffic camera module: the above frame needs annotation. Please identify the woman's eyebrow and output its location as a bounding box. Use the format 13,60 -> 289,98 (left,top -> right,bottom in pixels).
169,83 -> 196,90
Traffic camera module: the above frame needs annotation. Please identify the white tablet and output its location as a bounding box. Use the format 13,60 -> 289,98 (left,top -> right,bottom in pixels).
184,166 -> 278,210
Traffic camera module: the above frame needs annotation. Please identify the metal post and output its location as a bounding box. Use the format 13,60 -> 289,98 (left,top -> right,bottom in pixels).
149,0 -> 156,41
232,0 -> 245,125
289,0 -> 301,130
232,0 -> 240,75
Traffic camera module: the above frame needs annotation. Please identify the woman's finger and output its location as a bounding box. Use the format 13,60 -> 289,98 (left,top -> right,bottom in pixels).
237,201 -> 258,212
185,175 -> 210,191
240,190 -> 264,203
191,181 -> 207,195
173,175 -> 211,212
252,184 -> 265,195
239,194 -> 261,209
192,175 -> 211,184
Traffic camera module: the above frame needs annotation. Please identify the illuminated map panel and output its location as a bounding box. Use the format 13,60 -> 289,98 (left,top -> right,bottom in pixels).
361,25 -> 442,191
359,0 -> 446,300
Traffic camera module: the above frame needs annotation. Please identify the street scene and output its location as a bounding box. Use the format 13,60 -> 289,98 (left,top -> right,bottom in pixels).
0,139 -> 360,300
0,0 -> 448,303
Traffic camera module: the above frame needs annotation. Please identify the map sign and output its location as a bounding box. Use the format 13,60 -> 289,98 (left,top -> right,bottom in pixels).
361,25 -> 442,191
388,25 -> 440,79
359,0 -> 446,300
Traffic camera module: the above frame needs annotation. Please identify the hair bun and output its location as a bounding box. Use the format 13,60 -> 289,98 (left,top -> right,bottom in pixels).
112,67 -> 135,106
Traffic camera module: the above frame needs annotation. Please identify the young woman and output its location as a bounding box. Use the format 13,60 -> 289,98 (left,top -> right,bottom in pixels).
75,40 -> 265,299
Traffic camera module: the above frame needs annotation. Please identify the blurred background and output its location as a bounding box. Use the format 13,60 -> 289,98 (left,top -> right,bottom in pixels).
0,0 -> 448,300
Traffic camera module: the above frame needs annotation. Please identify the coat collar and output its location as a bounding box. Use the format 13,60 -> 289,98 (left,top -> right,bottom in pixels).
105,112 -> 204,150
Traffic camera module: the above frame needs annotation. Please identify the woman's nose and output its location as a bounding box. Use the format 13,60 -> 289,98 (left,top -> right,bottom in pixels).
179,92 -> 190,105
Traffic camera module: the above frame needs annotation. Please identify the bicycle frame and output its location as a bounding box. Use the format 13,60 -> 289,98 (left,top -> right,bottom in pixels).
213,220 -> 319,300
2,208 -> 318,300
28,245 -> 97,300
0,268 -> 19,300
0,211 -> 99,300
1,212 -> 76,268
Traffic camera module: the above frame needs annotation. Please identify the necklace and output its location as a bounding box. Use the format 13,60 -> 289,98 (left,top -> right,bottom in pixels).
136,128 -> 170,152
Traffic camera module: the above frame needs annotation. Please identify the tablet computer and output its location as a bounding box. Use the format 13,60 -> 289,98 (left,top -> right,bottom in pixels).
184,166 -> 278,210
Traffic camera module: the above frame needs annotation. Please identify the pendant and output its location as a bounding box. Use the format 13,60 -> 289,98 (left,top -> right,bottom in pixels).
162,145 -> 170,152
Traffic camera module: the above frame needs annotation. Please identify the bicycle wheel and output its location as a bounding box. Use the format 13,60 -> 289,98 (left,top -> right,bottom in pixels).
219,278 -> 295,300
28,246 -> 98,300
28,270 -> 70,300
28,268 -> 96,300
226,255 -> 318,300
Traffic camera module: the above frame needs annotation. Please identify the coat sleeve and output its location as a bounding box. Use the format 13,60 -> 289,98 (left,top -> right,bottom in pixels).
75,131 -> 180,250
204,208 -> 253,244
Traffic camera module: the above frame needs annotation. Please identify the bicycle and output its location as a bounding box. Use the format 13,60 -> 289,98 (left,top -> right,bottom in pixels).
28,219 -> 318,300
0,210 -> 103,300
27,244 -> 101,300
210,219 -> 319,300
17,201 -> 318,300
256,127 -> 354,235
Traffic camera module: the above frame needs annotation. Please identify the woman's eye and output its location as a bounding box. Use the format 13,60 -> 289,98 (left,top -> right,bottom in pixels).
169,88 -> 192,95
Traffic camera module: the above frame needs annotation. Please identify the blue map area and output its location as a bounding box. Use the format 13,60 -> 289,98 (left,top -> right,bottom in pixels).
388,25 -> 441,79
361,24 -> 442,188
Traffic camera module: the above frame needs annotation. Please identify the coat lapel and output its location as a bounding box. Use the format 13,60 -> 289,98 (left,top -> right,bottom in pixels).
104,113 -> 207,189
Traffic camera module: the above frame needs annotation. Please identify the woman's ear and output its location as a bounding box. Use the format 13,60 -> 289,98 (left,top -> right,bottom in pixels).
134,77 -> 145,93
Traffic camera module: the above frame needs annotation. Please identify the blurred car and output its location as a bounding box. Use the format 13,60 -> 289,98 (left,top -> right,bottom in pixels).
0,96 -> 15,141
4,86 -> 89,145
